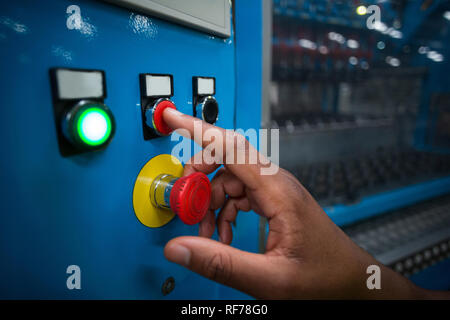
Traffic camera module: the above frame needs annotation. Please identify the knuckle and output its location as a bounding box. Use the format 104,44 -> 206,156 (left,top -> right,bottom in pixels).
203,252 -> 233,283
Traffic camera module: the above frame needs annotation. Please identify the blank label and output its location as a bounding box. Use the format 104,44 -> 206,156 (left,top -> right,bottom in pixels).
145,75 -> 172,97
56,69 -> 104,99
197,78 -> 214,95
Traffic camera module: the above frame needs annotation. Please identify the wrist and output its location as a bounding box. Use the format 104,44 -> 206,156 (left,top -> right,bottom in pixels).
338,243 -> 425,299
358,263 -> 427,299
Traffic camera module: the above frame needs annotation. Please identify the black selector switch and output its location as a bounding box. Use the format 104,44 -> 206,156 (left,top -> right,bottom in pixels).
49,68 -> 115,157
139,73 -> 177,139
197,96 -> 219,124
193,76 -> 218,124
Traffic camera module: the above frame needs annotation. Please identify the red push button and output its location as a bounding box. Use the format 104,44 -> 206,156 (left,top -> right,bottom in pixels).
170,172 -> 211,225
145,99 -> 176,136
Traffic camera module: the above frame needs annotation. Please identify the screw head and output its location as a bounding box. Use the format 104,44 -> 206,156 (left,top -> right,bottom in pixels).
161,276 -> 175,296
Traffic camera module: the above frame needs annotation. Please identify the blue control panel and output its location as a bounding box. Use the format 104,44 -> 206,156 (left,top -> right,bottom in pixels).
0,0 -> 262,299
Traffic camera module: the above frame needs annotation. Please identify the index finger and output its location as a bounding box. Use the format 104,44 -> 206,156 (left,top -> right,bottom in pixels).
163,108 -> 266,190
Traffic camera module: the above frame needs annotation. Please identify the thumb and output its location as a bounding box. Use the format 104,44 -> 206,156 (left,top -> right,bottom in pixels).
164,236 -> 286,298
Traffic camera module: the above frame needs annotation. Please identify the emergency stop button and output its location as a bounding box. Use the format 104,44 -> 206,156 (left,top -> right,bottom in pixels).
170,173 -> 211,225
150,172 -> 211,225
133,154 -> 212,228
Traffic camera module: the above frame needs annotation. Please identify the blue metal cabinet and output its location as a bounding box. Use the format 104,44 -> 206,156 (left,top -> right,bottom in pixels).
0,0 -> 262,299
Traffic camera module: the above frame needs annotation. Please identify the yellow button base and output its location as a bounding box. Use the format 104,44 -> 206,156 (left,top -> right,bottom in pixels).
132,154 -> 184,228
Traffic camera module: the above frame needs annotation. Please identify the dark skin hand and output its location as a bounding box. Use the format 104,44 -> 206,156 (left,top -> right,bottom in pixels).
162,107 -> 449,299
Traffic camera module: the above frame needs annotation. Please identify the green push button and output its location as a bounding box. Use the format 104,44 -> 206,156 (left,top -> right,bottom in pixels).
63,100 -> 115,150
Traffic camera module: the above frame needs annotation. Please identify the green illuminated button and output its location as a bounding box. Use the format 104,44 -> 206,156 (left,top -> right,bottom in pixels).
62,100 -> 115,150
77,108 -> 112,146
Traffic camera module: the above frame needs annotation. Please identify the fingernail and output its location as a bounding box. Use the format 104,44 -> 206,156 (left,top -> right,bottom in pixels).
166,244 -> 191,267
164,107 -> 183,117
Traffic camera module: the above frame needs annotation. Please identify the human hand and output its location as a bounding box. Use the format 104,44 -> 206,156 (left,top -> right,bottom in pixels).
162,108 -> 433,299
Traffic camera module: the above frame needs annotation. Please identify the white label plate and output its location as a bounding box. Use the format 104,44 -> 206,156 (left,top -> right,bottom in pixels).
145,75 -> 172,97
56,69 -> 104,99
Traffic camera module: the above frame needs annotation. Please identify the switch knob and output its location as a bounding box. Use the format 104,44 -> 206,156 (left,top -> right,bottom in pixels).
150,172 -> 211,225
145,98 -> 176,136
61,100 -> 115,150
196,96 -> 219,124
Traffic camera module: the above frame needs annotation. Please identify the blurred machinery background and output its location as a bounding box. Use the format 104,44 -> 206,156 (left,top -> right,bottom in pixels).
269,0 -> 450,290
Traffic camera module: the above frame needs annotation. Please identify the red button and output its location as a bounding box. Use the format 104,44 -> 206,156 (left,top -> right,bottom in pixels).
169,172 -> 211,225
153,100 -> 176,135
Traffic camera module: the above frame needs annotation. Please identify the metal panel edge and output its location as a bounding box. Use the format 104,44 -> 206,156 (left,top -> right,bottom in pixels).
103,0 -> 231,37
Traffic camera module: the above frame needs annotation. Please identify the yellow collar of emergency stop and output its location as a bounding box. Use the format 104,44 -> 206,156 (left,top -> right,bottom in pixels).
132,154 -> 183,228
